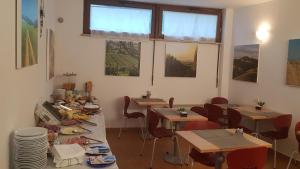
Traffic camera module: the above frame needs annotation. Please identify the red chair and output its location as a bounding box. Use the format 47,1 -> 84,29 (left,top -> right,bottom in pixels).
227,108 -> 253,134
118,96 -> 145,138
190,106 -> 208,118
169,97 -> 174,108
140,110 -> 173,169
182,121 -> 221,168
204,103 -> 224,124
286,122 -> 300,169
261,114 -> 292,169
227,147 -> 268,169
211,97 -> 228,104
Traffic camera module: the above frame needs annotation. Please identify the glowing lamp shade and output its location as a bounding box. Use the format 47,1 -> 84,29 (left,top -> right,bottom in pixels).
256,23 -> 271,43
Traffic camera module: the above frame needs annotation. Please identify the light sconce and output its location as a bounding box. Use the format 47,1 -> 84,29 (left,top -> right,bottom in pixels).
256,23 -> 271,43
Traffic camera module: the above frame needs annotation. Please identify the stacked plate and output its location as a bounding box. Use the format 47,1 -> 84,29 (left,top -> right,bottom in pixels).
14,127 -> 48,169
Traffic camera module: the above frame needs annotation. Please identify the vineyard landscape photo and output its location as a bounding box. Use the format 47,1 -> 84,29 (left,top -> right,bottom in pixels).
105,40 -> 141,76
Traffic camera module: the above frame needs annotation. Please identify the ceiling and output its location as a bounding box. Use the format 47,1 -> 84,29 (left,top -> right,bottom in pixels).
130,0 -> 273,8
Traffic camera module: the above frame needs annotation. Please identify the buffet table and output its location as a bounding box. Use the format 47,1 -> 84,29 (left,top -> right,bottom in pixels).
46,113 -> 119,169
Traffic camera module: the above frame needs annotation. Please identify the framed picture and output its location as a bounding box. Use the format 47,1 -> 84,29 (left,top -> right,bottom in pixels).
46,29 -> 55,80
232,44 -> 260,83
286,39 -> 300,86
165,42 -> 198,77
16,0 -> 39,69
105,40 -> 141,76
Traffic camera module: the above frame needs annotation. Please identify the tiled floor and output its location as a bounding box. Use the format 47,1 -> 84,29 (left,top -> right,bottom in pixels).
106,128 -> 299,169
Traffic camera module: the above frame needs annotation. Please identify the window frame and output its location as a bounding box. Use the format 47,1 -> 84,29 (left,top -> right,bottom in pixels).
83,0 -> 223,42
83,0 -> 156,37
157,4 -> 223,42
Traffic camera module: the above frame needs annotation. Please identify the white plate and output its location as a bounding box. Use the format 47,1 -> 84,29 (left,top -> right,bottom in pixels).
15,127 -> 47,137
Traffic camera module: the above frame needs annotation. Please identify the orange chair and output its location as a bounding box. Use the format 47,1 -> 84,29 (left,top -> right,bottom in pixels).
286,122 -> 300,169
191,106 -> 208,118
227,147 -> 268,169
140,110 -> 173,169
211,97 -> 228,104
227,108 -> 254,134
204,103 -> 224,125
118,96 -> 145,138
261,114 -> 292,168
169,97 -> 174,108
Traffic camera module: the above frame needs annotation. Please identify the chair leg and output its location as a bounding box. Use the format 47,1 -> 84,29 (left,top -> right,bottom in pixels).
286,151 -> 298,169
274,139 -> 277,169
150,138 -> 158,169
140,132 -> 148,156
118,117 -> 127,138
139,117 -> 145,139
190,158 -> 194,169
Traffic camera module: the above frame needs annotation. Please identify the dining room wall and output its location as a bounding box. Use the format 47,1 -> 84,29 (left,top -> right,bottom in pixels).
229,0 -> 300,159
0,0 -> 57,168
53,0 -> 233,128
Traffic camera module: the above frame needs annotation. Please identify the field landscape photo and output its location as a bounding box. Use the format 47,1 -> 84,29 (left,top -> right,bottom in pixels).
21,0 -> 38,68
232,44 -> 259,82
287,39 -> 300,86
165,42 -> 198,77
105,40 -> 141,76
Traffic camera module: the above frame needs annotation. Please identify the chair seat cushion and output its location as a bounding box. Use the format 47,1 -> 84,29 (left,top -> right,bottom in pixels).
126,112 -> 145,118
189,148 -> 215,167
152,128 -> 173,138
261,131 -> 288,140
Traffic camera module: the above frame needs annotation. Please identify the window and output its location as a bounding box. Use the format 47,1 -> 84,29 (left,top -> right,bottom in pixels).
157,5 -> 223,42
90,5 -> 152,37
162,11 -> 219,42
83,0 -> 223,42
83,0 -> 155,37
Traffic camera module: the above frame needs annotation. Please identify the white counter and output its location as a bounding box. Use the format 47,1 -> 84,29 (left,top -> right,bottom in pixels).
46,113 -> 118,169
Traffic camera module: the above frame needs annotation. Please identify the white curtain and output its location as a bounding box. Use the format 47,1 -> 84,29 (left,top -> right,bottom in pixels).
162,11 -> 218,42
90,5 -> 152,37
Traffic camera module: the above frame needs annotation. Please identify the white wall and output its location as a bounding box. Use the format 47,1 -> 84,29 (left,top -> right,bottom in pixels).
230,0 -> 300,158
0,0 -> 56,168
54,0 -> 232,128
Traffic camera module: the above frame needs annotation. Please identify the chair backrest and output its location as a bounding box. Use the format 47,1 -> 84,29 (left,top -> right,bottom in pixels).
204,103 -> 223,123
211,97 -> 228,104
227,108 -> 242,128
190,106 -> 208,118
182,121 -> 221,131
295,122 -> 300,152
273,114 -> 292,139
147,110 -> 160,136
169,97 -> 174,108
227,147 -> 268,169
123,96 -> 130,115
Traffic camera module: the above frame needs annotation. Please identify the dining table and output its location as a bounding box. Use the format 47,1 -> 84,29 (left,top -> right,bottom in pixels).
214,104 -> 288,133
153,108 -> 208,165
176,129 -> 272,169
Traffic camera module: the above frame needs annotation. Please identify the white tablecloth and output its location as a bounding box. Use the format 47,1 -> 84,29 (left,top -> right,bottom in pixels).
46,113 -> 118,169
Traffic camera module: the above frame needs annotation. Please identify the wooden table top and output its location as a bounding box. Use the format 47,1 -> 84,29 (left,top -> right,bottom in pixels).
153,108 -> 208,122
214,104 -> 287,120
132,98 -> 168,107
176,129 -> 272,153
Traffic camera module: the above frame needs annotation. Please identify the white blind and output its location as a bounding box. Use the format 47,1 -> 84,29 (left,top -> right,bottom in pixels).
90,5 -> 152,37
162,11 -> 218,42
